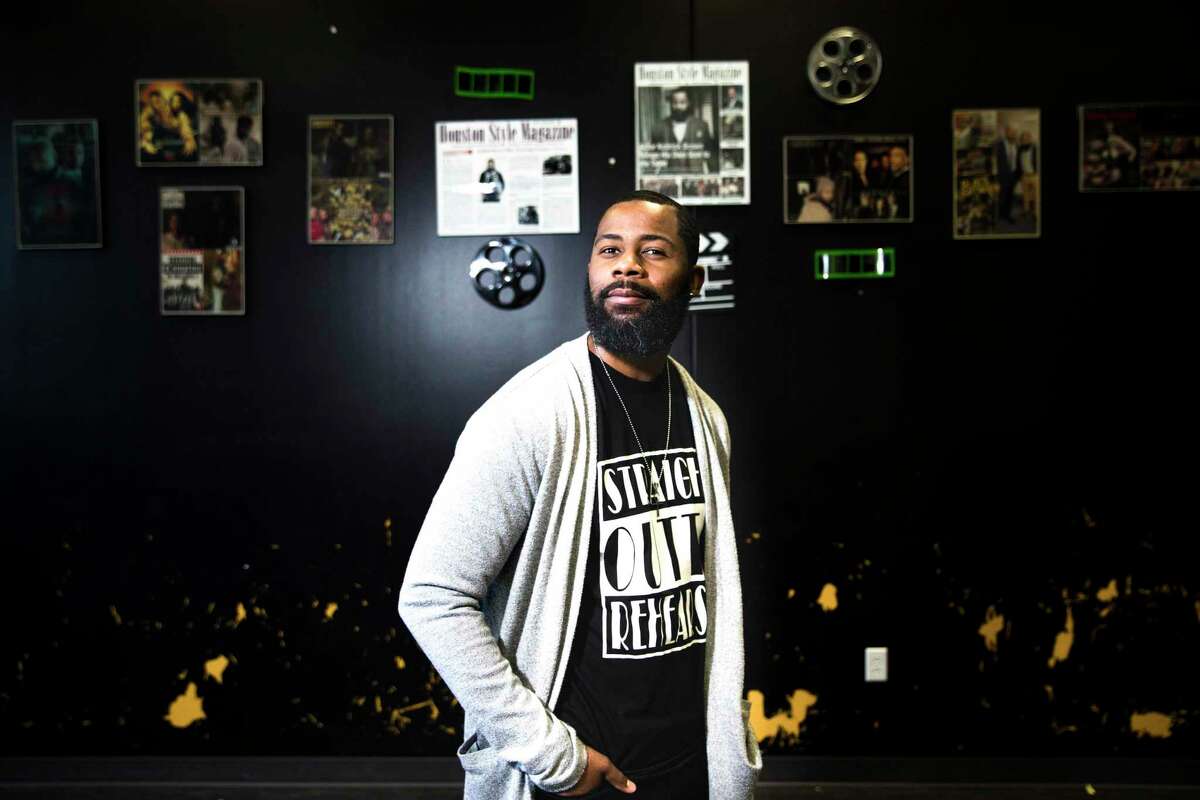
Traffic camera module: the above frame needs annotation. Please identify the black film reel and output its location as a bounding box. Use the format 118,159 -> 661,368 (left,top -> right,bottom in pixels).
468,237 -> 545,309
807,27 -> 883,105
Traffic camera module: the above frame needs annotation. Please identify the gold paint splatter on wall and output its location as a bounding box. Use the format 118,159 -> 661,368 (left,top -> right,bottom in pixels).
234,603 -> 247,627
746,689 -> 818,745
395,656 -> 406,670
978,606 -> 1005,653
1044,685 -> 1054,702
324,602 -> 338,621
204,655 -> 230,684
1096,579 -> 1119,603
817,584 -> 838,612
1047,606 -> 1075,668
1130,711 -> 1174,738
108,606 -> 122,625
164,682 -> 205,728
786,588 -> 796,599
390,698 -> 440,728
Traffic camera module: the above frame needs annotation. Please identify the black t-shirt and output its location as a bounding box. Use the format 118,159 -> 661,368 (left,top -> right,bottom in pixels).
552,352 -> 708,780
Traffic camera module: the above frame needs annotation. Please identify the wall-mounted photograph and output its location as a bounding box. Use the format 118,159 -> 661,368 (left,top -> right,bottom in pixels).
136,79 -> 263,166
13,119 -> 102,249
1079,103 -> 1200,192
783,135 -> 913,223
159,187 -> 245,315
952,108 -> 1040,239
308,115 -> 394,244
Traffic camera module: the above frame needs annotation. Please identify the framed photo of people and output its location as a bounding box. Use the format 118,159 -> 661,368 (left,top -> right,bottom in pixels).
952,108 -> 1041,239
13,119 -> 102,249
783,135 -> 913,224
635,61 -> 749,205
308,115 -> 395,244
136,79 -> 263,166
1079,103 -> 1200,192
159,187 -> 245,315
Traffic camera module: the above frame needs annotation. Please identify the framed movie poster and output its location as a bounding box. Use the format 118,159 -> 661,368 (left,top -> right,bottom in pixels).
783,135 -> 913,223
308,115 -> 394,244
1079,103 -> 1200,192
635,61 -> 749,205
13,119 -> 102,249
952,108 -> 1041,239
159,187 -> 245,315
136,79 -> 263,166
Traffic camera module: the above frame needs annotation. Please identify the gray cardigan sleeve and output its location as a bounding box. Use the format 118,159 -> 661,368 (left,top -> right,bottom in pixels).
397,401 -> 587,793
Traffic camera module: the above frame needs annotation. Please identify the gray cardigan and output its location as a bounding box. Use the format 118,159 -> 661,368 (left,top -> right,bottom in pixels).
398,332 -> 762,799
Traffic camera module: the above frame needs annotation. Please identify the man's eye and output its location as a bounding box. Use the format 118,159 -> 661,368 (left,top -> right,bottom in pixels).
643,248 -> 665,256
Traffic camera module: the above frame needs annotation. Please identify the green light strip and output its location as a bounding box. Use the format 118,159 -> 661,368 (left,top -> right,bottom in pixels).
813,248 -> 896,280
454,67 -> 535,100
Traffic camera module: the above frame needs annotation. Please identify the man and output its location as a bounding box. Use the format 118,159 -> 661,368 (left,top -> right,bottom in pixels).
223,115 -> 262,165
480,159 -> 505,202
1017,130 -> 1038,220
649,88 -> 717,174
722,86 -> 743,111
993,125 -> 1022,224
399,191 -> 761,800
885,144 -> 911,219
797,176 -> 836,222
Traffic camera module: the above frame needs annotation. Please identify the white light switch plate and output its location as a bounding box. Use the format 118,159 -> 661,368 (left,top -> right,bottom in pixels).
865,647 -> 888,682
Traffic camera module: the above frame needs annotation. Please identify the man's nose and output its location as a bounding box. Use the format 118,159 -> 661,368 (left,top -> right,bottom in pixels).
611,251 -> 646,277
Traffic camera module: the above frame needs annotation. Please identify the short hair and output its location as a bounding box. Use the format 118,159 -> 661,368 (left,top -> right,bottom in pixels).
607,190 -> 699,267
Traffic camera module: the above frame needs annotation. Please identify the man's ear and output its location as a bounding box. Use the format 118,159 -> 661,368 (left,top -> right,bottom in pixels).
689,265 -> 705,296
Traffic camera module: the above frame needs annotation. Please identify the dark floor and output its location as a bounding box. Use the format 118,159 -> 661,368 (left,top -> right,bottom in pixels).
2,784 -> 1200,799
3,757 -> 1199,798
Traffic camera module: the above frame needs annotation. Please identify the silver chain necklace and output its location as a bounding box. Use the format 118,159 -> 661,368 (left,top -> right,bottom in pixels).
591,338 -> 672,504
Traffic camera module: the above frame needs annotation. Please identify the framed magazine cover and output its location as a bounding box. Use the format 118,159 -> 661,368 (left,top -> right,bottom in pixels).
159,186 -> 245,315
136,79 -> 263,167
1079,103 -> 1200,192
308,115 -> 395,244
13,119 -> 102,249
635,61 -> 750,205
952,108 -> 1041,239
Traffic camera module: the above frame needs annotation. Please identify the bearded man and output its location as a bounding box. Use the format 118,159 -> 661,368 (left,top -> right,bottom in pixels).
649,88 -> 717,174
399,191 -> 760,799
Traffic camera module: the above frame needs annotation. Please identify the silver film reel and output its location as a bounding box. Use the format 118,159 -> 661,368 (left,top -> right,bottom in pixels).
808,27 -> 883,105
468,237 -> 545,309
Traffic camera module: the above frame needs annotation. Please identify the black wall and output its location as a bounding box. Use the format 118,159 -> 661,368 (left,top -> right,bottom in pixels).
2,0 -> 1196,760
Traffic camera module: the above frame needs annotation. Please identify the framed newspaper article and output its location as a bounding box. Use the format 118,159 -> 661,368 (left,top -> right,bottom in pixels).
1079,103 -> 1200,192
159,187 -> 245,315
136,79 -> 263,166
783,135 -> 913,223
308,115 -> 395,244
435,118 -> 580,237
635,61 -> 749,205
13,119 -> 102,249
952,108 -> 1041,240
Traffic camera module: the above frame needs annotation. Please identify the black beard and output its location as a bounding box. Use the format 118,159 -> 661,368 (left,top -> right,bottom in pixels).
670,109 -> 690,123
584,277 -> 691,358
